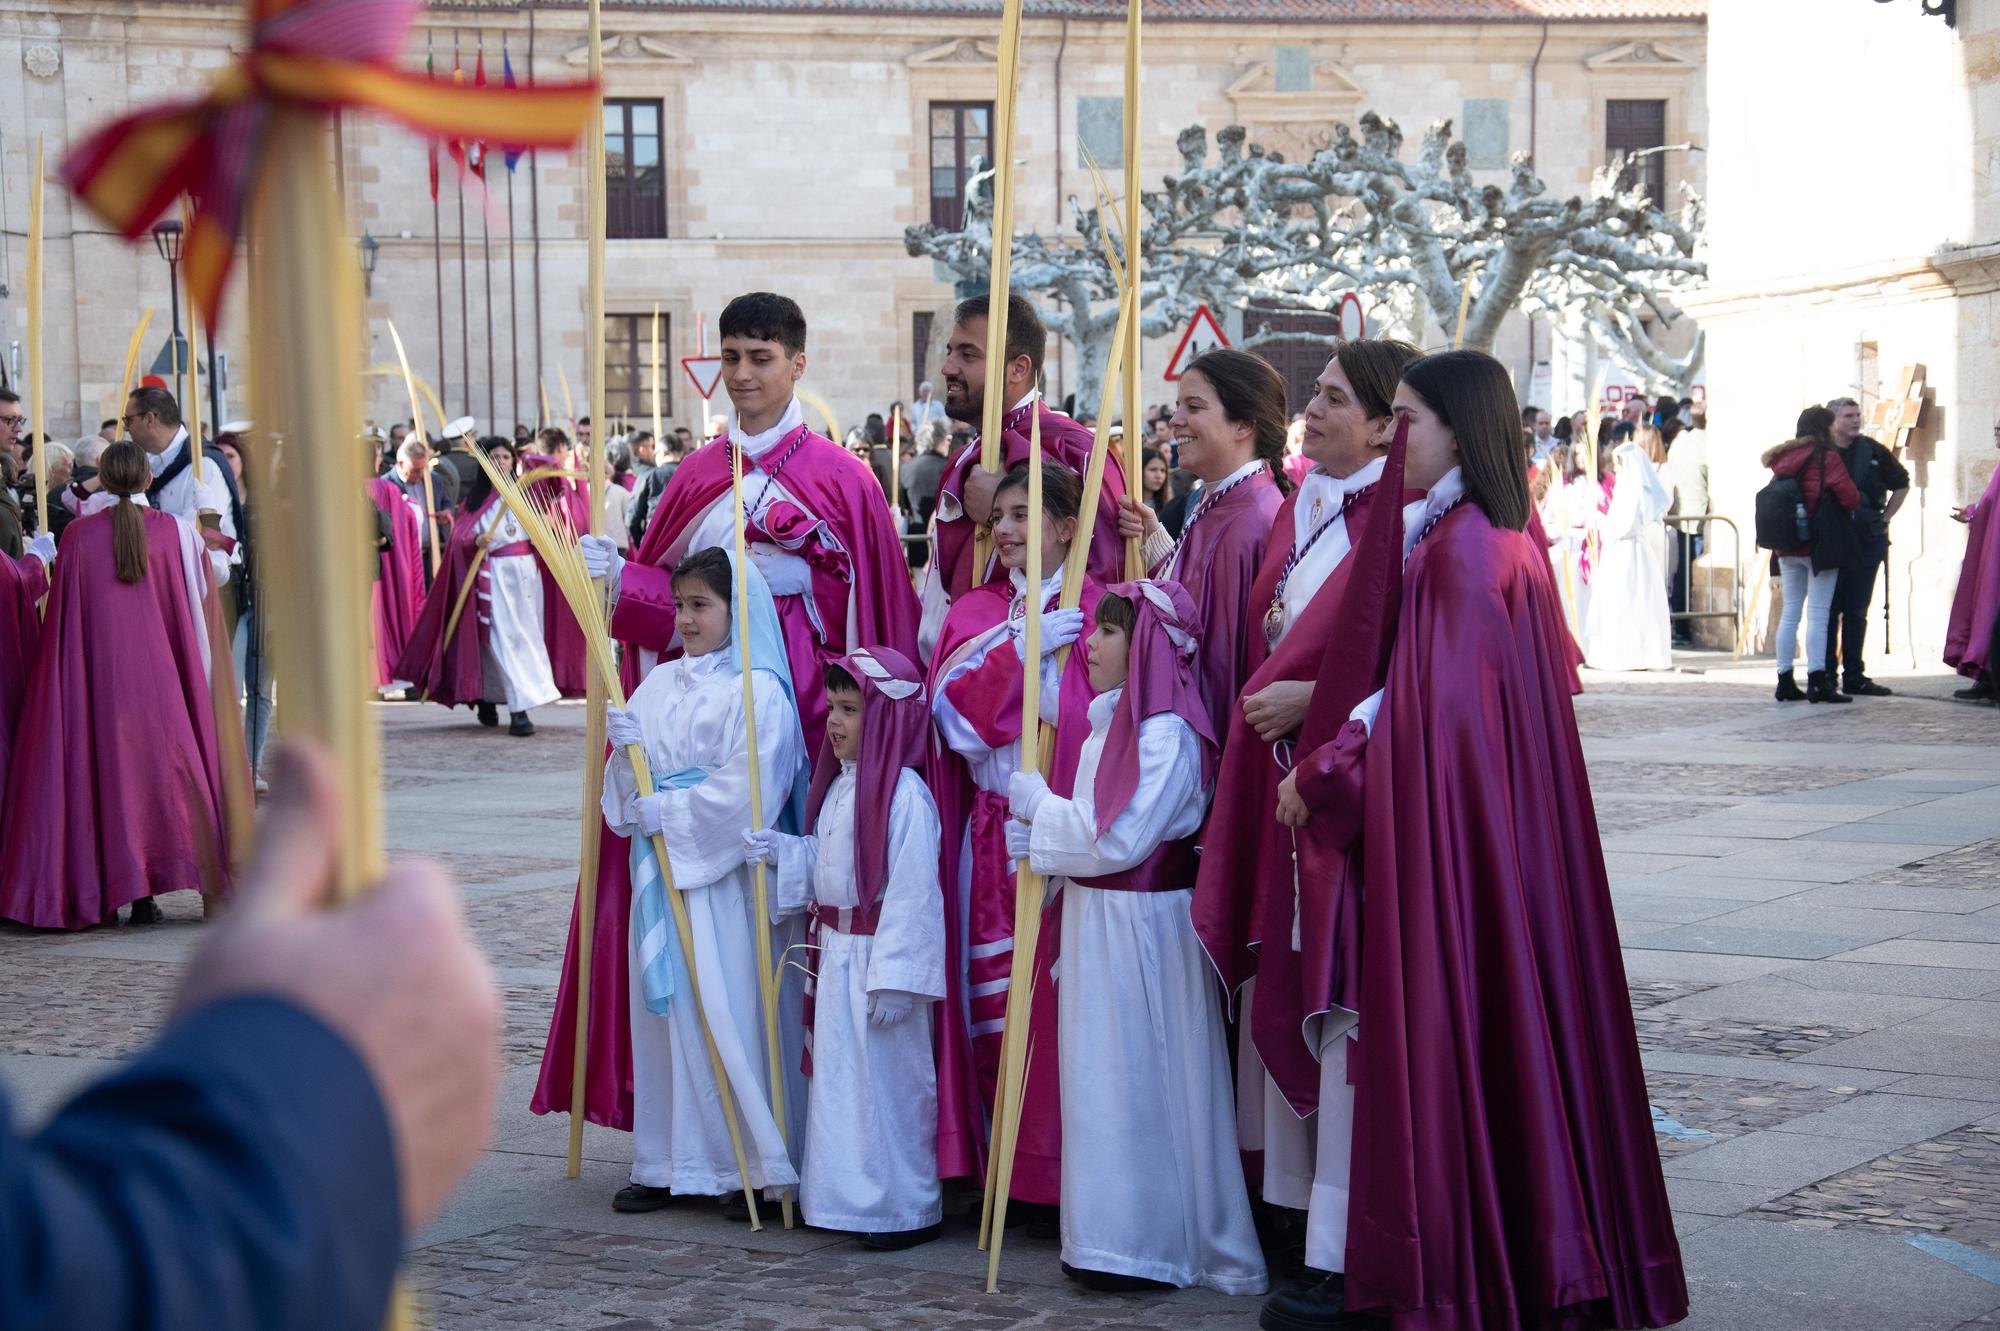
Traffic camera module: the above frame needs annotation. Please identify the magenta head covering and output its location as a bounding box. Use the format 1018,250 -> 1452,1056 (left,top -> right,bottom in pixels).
1092,579 -> 1217,837
805,645 -> 929,911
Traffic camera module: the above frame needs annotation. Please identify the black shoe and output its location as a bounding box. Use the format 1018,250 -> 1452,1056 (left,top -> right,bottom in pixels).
1261,1272 -> 1382,1331
1775,670 -> 1806,701
1003,1200 -> 1060,1241
720,1192 -> 755,1223
859,1222 -> 942,1251
476,701 -> 499,728
1061,1262 -> 1175,1293
508,711 -> 536,737
612,1183 -> 673,1212
1843,676 -> 1893,697
1806,671 -> 1852,704
127,898 -> 162,926
1953,676 -> 1996,702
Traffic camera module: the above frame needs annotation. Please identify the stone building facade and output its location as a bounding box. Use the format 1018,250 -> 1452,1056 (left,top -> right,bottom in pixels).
2,0 -> 1703,444
1686,0 -> 1995,667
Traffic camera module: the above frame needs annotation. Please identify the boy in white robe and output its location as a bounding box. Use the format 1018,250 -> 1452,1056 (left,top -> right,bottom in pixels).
1006,579 -> 1268,1297
601,546 -> 808,1214
743,646 -> 947,1247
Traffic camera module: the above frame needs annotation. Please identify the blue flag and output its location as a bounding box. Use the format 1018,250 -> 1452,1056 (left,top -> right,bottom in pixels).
502,49 -> 522,172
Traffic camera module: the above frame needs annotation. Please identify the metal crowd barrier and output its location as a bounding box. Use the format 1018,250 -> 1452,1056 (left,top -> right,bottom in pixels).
1667,513 -> 1744,660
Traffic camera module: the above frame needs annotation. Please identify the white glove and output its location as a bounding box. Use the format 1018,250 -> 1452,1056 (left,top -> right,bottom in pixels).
1004,817 -> 1033,862
1012,606 -> 1085,661
580,533 -> 624,598
868,990 -> 917,1027
1008,769 -> 1051,822
605,707 -> 642,751
25,533 -> 54,566
742,827 -> 785,867
632,792 -> 669,837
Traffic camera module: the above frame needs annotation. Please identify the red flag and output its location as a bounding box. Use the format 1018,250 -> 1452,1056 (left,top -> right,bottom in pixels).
469,48 -> 488,179
446,48 -> 468,176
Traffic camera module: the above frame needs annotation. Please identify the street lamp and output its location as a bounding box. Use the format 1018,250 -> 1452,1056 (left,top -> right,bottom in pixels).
152,219 -> 186,407
358,231 -> 380,298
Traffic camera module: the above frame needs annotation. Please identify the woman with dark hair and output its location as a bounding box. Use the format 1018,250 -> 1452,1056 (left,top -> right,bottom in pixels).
1763,406 -> 1860,703
0,441 -> 244,929
1119,347 -> 1287,738
395,434 -> 559,735
1140,447 -> 1173,510
1191,336 -> 1418,1300
1306,349 -> 1685,1331
927,458 -> 1104,1219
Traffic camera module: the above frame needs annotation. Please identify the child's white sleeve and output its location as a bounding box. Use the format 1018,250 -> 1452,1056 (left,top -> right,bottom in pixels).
1028,716 -> 1201,878
866,774 -> 947,1001
770,833 -> 818,918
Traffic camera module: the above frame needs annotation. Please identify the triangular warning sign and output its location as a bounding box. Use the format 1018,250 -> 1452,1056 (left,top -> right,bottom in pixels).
1163,304 -> 1230,382
681,356 -> 725,400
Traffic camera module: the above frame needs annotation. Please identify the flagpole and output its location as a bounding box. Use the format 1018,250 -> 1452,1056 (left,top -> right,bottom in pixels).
1120,0 -> 1144,578
506,43 -> 521,434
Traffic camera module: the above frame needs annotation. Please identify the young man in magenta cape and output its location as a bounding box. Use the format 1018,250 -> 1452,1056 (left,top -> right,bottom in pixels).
368,476 -> 423,690
534,292 -> 919,1134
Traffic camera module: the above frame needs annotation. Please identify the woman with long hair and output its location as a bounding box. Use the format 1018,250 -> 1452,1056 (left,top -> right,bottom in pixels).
1763,406 -> 1861,703
1306,350 -> 1685,1331
0,441 -> 245,929
1119,347 -> 1288,737
395,436 -> 559,735
1190,337 -> 1420,1303
1140,447 -> 1173,510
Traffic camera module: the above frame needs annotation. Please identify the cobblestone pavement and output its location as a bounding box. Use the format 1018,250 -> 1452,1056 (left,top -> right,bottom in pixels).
5,662 -> 2000,1330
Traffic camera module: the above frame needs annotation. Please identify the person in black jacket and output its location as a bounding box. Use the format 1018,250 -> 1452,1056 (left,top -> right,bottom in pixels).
1823,397 -> 1911,696
0,745 -> 500,1330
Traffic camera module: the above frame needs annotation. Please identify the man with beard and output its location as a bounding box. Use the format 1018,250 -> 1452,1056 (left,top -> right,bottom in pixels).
916,293 -> 1127,658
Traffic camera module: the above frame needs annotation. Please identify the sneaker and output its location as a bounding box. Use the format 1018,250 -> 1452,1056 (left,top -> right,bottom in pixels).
508,712 -> 536,737
1953,678 -> 1996,703
127,898 -> 163,926
1843,676 -> 1893,697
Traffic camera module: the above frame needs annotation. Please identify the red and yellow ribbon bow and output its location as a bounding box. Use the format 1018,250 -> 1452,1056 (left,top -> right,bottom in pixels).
62,0 -> 597,331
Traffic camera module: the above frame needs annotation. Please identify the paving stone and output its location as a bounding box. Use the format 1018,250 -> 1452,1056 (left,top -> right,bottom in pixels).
1647,1069 -> 1860,1158
1635,1011 -> 1877,1061
1755,1125 -> 2000,1255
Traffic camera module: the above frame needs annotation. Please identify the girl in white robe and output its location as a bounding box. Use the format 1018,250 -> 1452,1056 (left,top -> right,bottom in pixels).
1007,580 -> 1268,1297
1583,438 -> 1675,671
745,647 -> 946,1245
601,546 -> 808,1210
475,499 -> 561,722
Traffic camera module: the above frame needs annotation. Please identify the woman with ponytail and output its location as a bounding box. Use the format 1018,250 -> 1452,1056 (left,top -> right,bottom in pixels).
1116,348 -> 1287,739
0,441 -> 245,929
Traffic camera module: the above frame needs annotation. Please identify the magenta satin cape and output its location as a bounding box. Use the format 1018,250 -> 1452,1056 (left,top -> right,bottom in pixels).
1524,502 -> 1586,694
531,428 -> 919,1131
925,571 -> 1101,1193
369,478 -> 424,689
932,402 -> 1127,600
0,510 -> 242,929
1344,506 -> 1686,1330
0,553 -> 48,781
1192,482 -> 1389,1027
1946,463 -> 2000,678
1159,467 -> 1283,742
395,495 -> 499,708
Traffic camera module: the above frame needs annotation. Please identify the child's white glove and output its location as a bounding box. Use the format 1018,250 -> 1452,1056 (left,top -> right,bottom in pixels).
1012,607 -> 1084,661
1003,818 -> 1033,862
742,828 -> 785,866
632,793 -> 668,837
580,533 -> 624,598
25,533 -> 54,566
1008,769 -> 1051,822
605,707 -> 643,750
868,990 -> 917,1027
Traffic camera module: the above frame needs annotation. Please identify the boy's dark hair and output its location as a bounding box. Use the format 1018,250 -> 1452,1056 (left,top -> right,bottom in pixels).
671,546 -> 734,602
127,385 -> 181,428
1094,591 -> 1136,634
824,662 -> 860,695
538,427 -> 570,450
952,292 -> 1047,381
720,292 -> 808,356
992,459 -> 1083,523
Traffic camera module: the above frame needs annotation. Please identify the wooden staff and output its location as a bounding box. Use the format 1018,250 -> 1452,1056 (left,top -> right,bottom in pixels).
981,295 -> 1133,1290
889,404 -> 903,518
559,362 -> 577,437
972,0 -> 1026,579
650,304 -> 663,458
568,0 -> 615,1188
364,364 -> 450,432
245,105 -> 412,1329
181,197 -> 205,484
114,306 -> 156,425
1120,0 -> 1143,579
27,136 -> 47,536
388,321 -> 441,578
730,428 -> 796,1230
465,441 -> 764,1227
